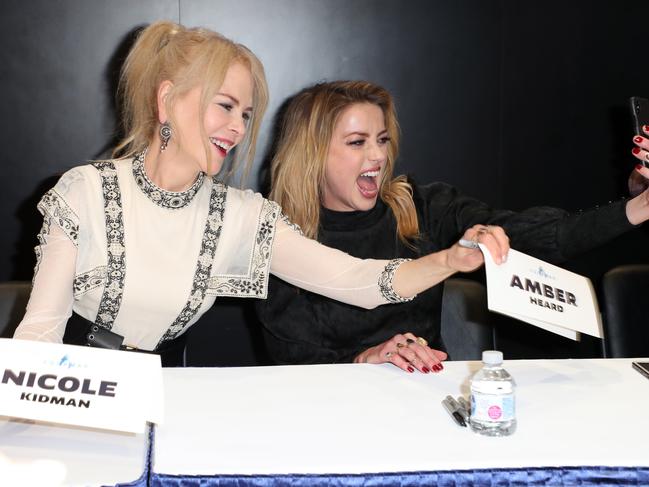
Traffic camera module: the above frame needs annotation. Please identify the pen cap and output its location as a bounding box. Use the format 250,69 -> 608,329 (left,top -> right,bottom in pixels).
482,350 -> 503,365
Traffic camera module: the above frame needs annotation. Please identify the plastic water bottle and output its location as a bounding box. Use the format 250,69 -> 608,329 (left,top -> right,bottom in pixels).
469,350 -> 516,436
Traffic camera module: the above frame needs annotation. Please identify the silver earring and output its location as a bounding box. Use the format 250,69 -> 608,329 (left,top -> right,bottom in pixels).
159,122 -> 172,151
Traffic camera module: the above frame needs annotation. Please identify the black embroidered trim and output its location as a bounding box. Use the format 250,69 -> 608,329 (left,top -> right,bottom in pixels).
132,150 -> 205,209
156,178 -> 227,346
38,189 -> 79,246
280,213 -> 304,235
73,266 -> 107,297
93,162 -> 126,330
32,218 -> 52,283
378,258 -> 415,303
206,199 -> 281,298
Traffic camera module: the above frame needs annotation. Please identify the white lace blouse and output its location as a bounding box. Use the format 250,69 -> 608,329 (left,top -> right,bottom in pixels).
14,153 -> 409,350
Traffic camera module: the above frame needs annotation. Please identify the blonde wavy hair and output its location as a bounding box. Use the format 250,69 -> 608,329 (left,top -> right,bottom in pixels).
112,21 -> 268,179
270,80 -> 419,244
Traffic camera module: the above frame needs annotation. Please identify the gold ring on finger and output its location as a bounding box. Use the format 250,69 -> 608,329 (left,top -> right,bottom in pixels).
385,351 -> 393,359
416,337 -> 428,346
396,342 -> 405,349
406,338 -> 415,345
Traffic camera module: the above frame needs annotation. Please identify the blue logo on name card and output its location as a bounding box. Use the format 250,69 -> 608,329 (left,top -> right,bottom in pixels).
530,266 -> 555,280
43,354 -> 88,369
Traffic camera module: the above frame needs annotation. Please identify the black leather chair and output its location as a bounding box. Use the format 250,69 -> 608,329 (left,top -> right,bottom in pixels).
601,265 -> 649,358
441,278 -> 494,361
0,281 -> 31,338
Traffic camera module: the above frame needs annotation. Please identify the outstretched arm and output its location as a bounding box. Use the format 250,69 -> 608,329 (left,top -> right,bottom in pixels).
270,217 -> 509,309
393,224 -> 509,298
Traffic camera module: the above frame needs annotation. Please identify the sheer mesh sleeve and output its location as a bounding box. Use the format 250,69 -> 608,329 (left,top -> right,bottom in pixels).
13,218 -> 76,343
270,216 -> 412,309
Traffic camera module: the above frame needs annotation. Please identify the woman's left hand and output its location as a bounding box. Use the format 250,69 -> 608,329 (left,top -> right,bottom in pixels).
353,332 -> 448,373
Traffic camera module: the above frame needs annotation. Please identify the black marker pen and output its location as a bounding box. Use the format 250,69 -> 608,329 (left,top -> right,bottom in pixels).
442,396 -> 467,427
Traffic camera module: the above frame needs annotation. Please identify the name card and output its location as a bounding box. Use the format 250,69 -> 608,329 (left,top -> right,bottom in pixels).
481,246 -> 603,340
0,338 -> 163,433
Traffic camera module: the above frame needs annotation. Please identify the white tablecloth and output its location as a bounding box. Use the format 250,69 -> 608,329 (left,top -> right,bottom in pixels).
153,359 -> 649,476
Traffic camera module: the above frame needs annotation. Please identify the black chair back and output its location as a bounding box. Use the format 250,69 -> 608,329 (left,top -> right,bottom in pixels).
0,281 -> 31,338
441,278 -> 494,361
602,265 -> 649,358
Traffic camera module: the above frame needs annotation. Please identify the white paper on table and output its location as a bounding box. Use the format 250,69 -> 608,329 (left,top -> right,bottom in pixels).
479,245 -> 603,341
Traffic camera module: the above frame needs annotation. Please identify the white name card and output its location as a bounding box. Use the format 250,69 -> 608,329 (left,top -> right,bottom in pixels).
481,246 -> 603,341
0,338 -> 163,433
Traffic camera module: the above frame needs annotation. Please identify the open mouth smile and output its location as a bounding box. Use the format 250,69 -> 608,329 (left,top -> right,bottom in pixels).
356,167 -> 381,198
209,137 -> 233,158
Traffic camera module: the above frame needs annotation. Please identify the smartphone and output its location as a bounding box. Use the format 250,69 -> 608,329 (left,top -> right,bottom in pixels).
630,97 -> 649,137
632,361 -> 649,380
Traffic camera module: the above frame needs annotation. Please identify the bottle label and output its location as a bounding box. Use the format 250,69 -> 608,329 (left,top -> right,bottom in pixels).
471,392 -> 515,422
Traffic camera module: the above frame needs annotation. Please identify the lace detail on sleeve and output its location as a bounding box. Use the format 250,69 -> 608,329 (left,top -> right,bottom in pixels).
37,189 -> 79,246
280,213 -> 304,236
378,258 -> 415,303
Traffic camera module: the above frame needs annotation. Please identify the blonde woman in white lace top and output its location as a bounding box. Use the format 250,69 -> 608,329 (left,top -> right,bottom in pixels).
13,22 -> 508,366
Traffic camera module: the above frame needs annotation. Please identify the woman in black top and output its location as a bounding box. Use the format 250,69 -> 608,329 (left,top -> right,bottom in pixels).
256,80 -> 648,373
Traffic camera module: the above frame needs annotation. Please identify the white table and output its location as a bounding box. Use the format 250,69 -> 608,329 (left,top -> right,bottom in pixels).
3,359 -> 648,486
152,359 -> 649,484
0,416 -> 149,486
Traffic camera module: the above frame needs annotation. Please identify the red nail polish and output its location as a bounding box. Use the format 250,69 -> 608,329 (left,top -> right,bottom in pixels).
422,367 -> 430,373
432,364 -> 440,372
637,164 -> 644,171
438,363 -> 444,370
644,125 -> 649,132
633,147 -> 641,155
407,366 -> 414,373
635,136 -> 644,144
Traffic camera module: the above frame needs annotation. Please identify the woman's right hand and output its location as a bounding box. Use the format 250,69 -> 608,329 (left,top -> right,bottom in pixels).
353,332 -> 448,373
391,224 -> 510,300
447,224 -> 510,272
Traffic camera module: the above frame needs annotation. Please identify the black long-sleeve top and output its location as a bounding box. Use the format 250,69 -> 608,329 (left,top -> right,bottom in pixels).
256,181 -> 634,364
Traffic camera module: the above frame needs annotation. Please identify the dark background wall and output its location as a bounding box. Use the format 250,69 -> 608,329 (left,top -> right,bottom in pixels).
1,0 -> 648,364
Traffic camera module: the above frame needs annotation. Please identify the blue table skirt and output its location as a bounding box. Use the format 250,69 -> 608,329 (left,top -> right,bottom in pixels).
119,427 -> 649,487
148,466 -> 649,486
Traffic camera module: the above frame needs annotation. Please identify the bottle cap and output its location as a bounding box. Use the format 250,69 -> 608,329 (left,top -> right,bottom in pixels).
482,350 -> 503,365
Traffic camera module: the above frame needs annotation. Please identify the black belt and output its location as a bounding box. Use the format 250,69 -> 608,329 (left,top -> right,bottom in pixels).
86,324 -> 132,350
64,312 -> 188,367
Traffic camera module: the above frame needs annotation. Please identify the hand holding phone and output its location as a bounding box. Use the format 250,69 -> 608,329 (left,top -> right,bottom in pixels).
630,97 -> 649,142
629,97 -> 649,195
